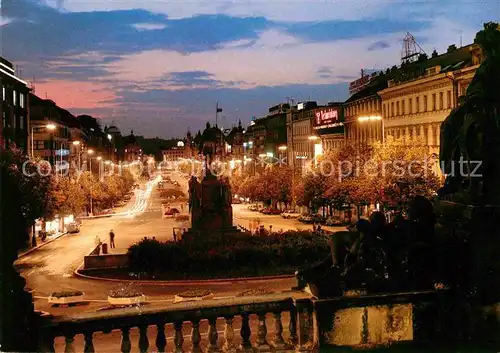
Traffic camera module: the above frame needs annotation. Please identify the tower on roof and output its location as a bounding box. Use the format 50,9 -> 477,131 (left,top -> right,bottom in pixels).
401,32 -> 426,65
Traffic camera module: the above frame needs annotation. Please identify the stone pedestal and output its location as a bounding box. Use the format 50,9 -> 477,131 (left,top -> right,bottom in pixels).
186,174 -> 244,239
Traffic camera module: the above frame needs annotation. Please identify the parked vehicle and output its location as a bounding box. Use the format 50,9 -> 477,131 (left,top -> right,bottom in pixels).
232,198 -> 242,204
96,209 -> 114,216
164,207 -> 180,216
298,214 -> 312,223
67,222 -> 80,233
261,207 -> 281,215
281,210 -> 301,219
248,205 -> 260,211
325,217 -> 344,226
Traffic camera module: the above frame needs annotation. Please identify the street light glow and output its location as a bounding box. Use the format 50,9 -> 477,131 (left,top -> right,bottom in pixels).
87,149 -> 94,155
266,152 -> 273,157
107,134 -> 112,140
97,156 -> 102,161
308,135 -> 318,141
72,140 -> 81,146
358,115 -> 382,122
278,145 -> 287,151
46,123 -> 56,130
258,153 -> 266,158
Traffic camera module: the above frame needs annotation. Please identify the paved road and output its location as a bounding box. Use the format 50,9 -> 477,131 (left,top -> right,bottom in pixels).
16,172 -> 296,316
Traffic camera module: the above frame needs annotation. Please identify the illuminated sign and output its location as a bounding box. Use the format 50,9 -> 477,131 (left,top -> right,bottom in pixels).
349,75 -> 372,95
55,149 -> 70,156
313,108 -> 342,130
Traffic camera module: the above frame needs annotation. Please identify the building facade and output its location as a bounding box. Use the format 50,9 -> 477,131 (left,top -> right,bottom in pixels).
379,44 -> 482,157
344,73 -> 386,146
313,103 -> 345,155
1,56 -> 30,153
29,94 -> 83,168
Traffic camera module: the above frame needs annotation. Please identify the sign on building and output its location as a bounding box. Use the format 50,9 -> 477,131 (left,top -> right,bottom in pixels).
313,108 -> 343,130
349,75 -> 372,95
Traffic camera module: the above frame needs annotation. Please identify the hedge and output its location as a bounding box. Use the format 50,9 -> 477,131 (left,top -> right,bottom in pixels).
128,231 -> 330,276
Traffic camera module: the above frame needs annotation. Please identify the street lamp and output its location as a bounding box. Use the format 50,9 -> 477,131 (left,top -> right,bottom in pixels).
358,115 -> 384,143
72,140 -> 82,172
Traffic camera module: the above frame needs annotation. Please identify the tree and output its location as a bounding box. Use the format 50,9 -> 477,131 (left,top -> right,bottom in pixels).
371,136 -> 441,209
1,147 -> 53,247
431,49 -> 438,58
50,177 -> 86,217
447,44 -> 458,53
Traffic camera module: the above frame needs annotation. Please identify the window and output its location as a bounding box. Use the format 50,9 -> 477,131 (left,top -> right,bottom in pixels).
439,92 -> 443,110
447,90 -> 452,108
19,116 -> 25,130
2,86 -> 5,101
13,90 -> 16,106
20,93 -> 24,108
423,95 -> 428,111
432,93 -> 436,110
409,98 -> 413,114
383,104 -> 386,117
2,111 -> 6,127
396,101 -> 400,116
391,102 -> 394,116
12,115 -> 16,129
402,100 -> 405,115
35,141 -> 45,150
416,97 -> 420,113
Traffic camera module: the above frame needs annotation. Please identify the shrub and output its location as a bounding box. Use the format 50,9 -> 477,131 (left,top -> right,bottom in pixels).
51,291 -> 83,298
177,289 -> 212,298
127,231 -> 330,276
108,287 -> 143,298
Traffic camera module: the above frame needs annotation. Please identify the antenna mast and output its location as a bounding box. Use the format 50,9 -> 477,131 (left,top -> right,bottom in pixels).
401,32 -> 425,65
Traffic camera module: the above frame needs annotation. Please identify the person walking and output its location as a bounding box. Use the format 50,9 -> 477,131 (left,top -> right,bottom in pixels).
109,229 -> 115,248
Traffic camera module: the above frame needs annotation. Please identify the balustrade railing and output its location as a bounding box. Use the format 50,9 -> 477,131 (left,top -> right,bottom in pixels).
38,294 -> 316,353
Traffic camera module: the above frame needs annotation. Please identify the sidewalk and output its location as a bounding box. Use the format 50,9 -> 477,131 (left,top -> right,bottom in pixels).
18,231 -> 68,258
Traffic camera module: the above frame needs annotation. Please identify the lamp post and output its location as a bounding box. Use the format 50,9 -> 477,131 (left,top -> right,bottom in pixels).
46,123 -> 56,166
87,149 -> 94,216
308,135 -> 320,168
358,115 -> 384,144
278,145 -> 287,165
72,140 -> 81,171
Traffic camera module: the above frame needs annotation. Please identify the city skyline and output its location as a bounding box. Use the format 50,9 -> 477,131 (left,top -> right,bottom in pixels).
1,0 -> 498,137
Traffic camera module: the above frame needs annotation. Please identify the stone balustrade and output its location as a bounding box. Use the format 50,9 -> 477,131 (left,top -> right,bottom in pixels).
38,293 -> 315,353
37,290 -> 460,352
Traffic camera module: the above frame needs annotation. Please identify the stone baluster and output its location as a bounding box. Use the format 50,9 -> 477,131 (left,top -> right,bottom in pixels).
121,327 -> 131,353
138,325 -> 149,353
207,317 -> 219,352
273,312 -> 287,352
83,331 -> 95,353
174,321 -> 184,353
223,316 -> 236,352
156,323 -> 167,353
240,313 -> 253,351
295,299 -> 314,352
288,307 -> 298,346
64,334 -> 75,353
191,320 -> 202,353
256,313 -> 271,352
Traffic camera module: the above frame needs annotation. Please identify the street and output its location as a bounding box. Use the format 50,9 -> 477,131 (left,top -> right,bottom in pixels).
15,172 -> 301,317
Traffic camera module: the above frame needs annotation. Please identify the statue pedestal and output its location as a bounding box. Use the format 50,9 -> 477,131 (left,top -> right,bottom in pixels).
187,175 -> 243,238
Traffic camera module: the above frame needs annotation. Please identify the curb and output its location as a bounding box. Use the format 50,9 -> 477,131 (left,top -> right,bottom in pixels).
74,265 -> 295,286
18,232 -> 69,259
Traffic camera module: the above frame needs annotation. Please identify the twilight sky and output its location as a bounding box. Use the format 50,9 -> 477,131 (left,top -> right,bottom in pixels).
1,0 -> 498,138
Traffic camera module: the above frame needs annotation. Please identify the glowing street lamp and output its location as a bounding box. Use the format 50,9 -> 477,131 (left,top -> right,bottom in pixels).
46,123 -> 56,131
278,145 -> 287,151
308,135 -> 318,141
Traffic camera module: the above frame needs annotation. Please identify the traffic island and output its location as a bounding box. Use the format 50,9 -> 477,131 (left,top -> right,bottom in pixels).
48,291 -> 85,307
173,289 -> 214,304
108,288 -> 147,306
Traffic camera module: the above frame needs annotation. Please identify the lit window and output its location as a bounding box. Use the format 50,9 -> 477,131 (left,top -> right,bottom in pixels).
20,93 -> 24,108
13,90 -> 16,106
2,86 -> 5,101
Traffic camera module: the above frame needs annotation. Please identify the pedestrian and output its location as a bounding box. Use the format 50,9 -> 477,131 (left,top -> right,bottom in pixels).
313,223 -> 317,232
269,225 -> 273,233
109,229 -> 115,248
95,235 -> 101,246
317,224 -> 322,235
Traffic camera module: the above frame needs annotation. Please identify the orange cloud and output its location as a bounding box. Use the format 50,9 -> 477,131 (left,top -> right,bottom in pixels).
34,80 -> 117,109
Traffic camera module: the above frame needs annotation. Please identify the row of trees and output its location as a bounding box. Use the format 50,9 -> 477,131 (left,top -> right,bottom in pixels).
1,147 -> 135,248
231,137 -> 441,213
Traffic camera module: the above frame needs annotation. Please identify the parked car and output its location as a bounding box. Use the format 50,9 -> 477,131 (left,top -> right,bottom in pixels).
261,207 -> 281,215
232,198 -> 242,204
164,207 -> 180,216
248,205 -> 260,211
67,222 -> 80,233
298,214 -> 312,223
281,210 -> 301,219
325,217 -> 344,226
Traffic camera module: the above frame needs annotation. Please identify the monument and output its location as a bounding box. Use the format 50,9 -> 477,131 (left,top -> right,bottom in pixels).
184,122 -> 241,237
